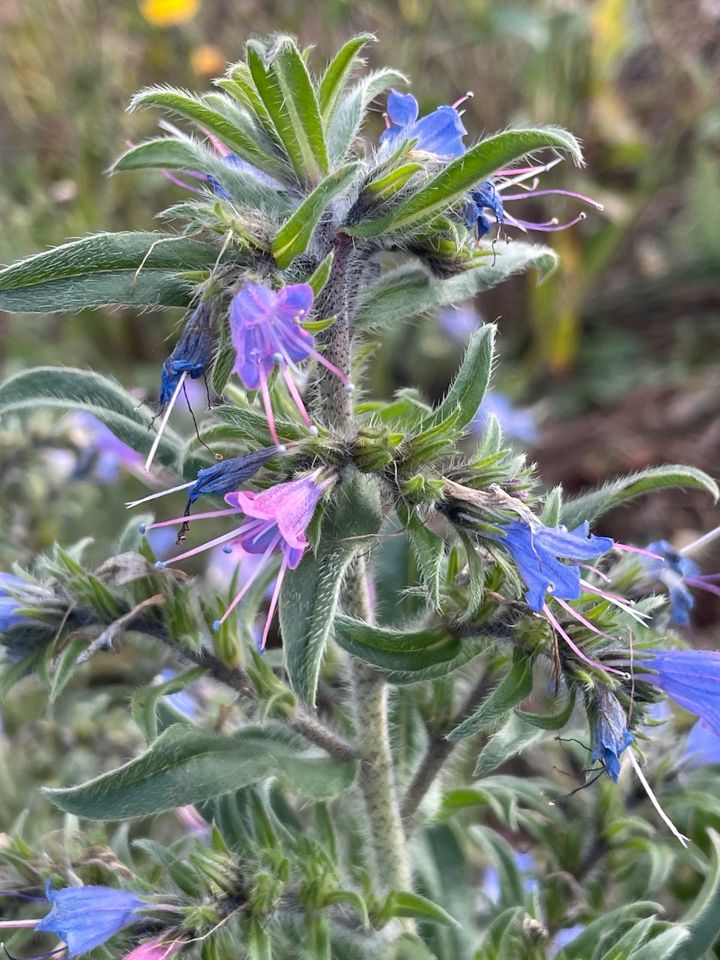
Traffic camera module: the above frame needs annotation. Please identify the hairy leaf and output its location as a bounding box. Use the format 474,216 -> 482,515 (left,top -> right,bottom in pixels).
447,657 -> 533,740
318,34 -> 375,121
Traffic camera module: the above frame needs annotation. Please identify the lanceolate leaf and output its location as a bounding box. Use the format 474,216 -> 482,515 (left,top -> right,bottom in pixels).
0,367 -> 182,469
272,162 -> 360,268
559,465 -> 719,529
130,87 -> 288,179
669,829 -> 720,960
280,472 -> 382,705
0,232 -> 224,312
318,33 -> 375,121
416,324 -> 495,435
355,244 -> 558,329
326,68 -> 408,165
472,712 -> 545,777
247,38 -> 328,184
45,724 -> 357,819
347,127 -> 583,237
447,657 -> 533,740
335,616 -> 460,672
406,516 -> 445,610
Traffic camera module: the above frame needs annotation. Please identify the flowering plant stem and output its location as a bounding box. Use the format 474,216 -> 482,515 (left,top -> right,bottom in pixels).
316,245 -> 412,894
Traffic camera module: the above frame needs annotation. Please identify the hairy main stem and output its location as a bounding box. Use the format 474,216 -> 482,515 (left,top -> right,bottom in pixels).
316,238 -> 412,893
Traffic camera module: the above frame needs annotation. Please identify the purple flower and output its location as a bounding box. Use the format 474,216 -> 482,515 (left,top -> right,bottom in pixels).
591,686 -> 633,782
640,649 -> 720,736
437,305 -> 481,339
123,936 -> 183,960
685,720 -> 720,765
72,414 -> 144,482
473,392 -> 537,444
463,159 -> 603,239
495,519 -> 614,613
148,471 -> 332,649
36,883 -> 146,957
230,281 -> 351,446
380,89 -> 469,158
549,925 -> 585,957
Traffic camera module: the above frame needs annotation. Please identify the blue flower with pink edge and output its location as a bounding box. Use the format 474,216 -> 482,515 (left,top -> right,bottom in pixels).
36,882 -> 146,957
641,649 -> 720,736
494,519 -> 614,612
380,89 -> 468,158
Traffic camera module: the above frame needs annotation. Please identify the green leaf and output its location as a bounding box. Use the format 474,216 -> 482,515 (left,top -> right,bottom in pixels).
272,162 -> 360,267
0,367 -> 182,469
516,689 -> 576,730
326,68 -> 407,164
668,829 -> 720,959
318,34 -> 375,121
366,162 -> 424,202
45,723 -> 357,819
347,127 -> 582,237
49,636 -> 92,702
130,86 -> 288,179
0,232 -> 225,312
382,891 -> 459,928
306,252 -> 334,297
280,471 -> 382,704
560,465 -> 719,529
335,617 -> 460,673
131,667 -> 205,742
472,712 -> 545,777
416,325 -> 495,434
356,244 -> 557,329
630,929 -> 691,960
247,38 -> 328,183
406,516 -> 445,610
541,486 -> 563,526
447,658 -> 533,740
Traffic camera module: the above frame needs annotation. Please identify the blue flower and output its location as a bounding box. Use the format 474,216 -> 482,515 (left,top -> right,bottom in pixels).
0,574 -> 33,632
549,924 -> 585,957
473,392 -> 537,444
685,720 -> 720,766
464,180 -> 505,238
36,883 -> 145,957
641,649 -> 720,736
591,686 -> 633,782
437,305 -> 480,339
380,89 -> 467,158
495,519 -> 614,612
72,413 -> 144,482
643,540 -> 702,626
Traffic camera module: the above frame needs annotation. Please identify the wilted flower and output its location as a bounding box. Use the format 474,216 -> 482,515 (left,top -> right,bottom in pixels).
642,539 -> 720,626
36,883 -> 146,957
380,89 -> 469,158
148,471 -> 333,648
230,281 -> 351,446
464,159 -> 603,239
640,649 -> 720,736
591,686 -> 633,782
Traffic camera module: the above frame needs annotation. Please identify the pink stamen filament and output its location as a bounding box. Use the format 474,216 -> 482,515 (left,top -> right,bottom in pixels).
161,170 -> 205,195
259,369 -> 280,447
542,603 -> 627,676
681,523 -> 720,557
145,372 -> 186,473
499,188 -> 604,210
580,563 -> 611,583
686,577 -> 720,599
553,597 -> 617,643
161,525 -> 249,564
505,212 -> 588,233
282,366 -> 313,427
492,157 -> 564,188
0,919 -> 41,929
259,557 -> 288,650
451,91 -> 474,109
147,507 -> 243,530
214,535 -> 281,630
280,324 -> 351,385
614,543 -> 665,560
579,580 -> 650,624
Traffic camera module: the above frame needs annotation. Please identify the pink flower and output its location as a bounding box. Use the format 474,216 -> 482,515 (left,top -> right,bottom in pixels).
123,936 -> 183,960
147,471 -> 333,648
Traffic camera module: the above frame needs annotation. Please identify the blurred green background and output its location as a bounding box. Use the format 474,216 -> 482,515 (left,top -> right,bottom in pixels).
1,0 -> 719,563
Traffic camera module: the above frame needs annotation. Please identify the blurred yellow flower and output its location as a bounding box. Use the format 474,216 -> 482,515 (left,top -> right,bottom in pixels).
191,43 -> 226,77
140,0 -> 199,27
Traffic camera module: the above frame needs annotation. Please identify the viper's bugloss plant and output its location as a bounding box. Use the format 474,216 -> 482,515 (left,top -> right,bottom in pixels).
1,33 -> 720,960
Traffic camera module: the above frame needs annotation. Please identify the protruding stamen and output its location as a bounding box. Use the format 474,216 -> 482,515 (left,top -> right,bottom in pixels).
145,372 -> 187,473
451,91 -> 474,109
506,212 -> 587,233
543,603 -> 629,678
144,506 -> 242,530
160,525 -> 245,565
580,580 -> 651,624
681,523 -> 720,557
627,748 -> 689,847
282,367 -> 313,428
213,536 -> 280,631
126,480 -> 195,509
685,576 -> 720,599
493,157 -> 564,189
615,543 -> 665,560
259,558 -> 288,651
499,188 -> 604,210
259,370 -> 280,447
